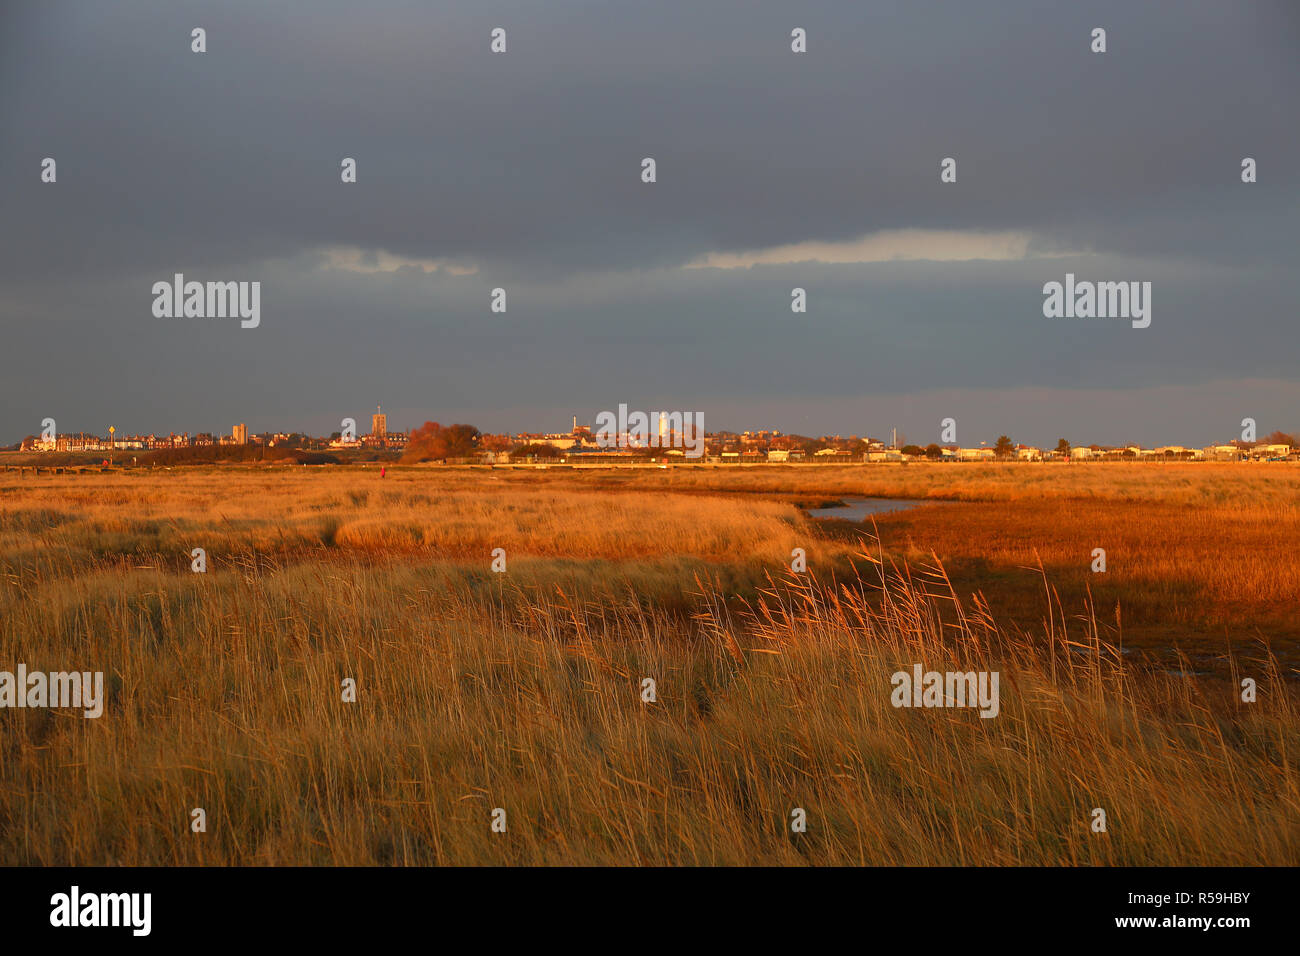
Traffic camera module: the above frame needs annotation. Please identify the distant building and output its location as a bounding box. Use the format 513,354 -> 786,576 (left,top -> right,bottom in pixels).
371,406 -> 387,440
814,448 -> 853,462
233,423 -> 248,445
1253,443 -> 1292,459
1203,444 -> 1242,461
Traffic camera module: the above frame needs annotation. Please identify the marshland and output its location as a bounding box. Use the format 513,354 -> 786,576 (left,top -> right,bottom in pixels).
1,462 -> 1296,864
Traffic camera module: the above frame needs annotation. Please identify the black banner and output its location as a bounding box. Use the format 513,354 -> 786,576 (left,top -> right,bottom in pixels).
0,866 -> 1276,943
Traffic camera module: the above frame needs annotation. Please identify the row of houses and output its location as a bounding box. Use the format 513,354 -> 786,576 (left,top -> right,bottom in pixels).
1063,443 -> 1293,461
500,425 -> 1297,463
23,431 -> 397,453
27,431 -> 224,452
326,433 -> 408,450
849,443 -> 1293,462
877,443 -> 1296,462
503,441 -> 1298,464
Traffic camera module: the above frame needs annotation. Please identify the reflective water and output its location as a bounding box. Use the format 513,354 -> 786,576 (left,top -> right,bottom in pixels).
805,496 -> 924,521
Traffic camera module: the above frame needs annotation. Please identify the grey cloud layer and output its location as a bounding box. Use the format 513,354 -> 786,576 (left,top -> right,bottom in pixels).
1,0 -> 1297,443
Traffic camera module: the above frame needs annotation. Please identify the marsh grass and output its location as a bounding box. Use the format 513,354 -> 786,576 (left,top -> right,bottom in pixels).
0,467 -> 1296,864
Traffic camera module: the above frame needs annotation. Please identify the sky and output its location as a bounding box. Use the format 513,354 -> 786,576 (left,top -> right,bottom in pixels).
2,0 -> 1298,447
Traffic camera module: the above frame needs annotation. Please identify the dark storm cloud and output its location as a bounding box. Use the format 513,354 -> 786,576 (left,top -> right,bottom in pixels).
0,0 -> 1297,444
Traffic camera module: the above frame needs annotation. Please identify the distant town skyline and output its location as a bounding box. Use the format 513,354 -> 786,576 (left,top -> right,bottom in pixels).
12,403 -> 1296,457
3,2 -> 1297,448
